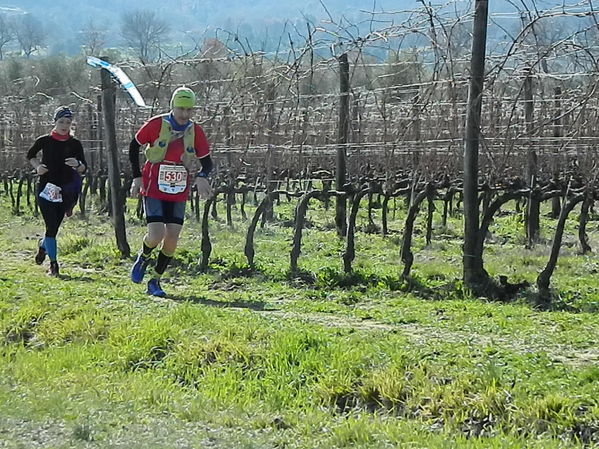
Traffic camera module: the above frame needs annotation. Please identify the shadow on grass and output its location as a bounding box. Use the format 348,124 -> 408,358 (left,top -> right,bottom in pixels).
53,273 -> 96,283
166,293 -> 272,311
526,289 -> 598,313
403,275 -> 531,303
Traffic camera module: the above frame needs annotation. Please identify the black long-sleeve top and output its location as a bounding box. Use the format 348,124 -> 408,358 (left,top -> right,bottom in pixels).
27,135 -> 87,188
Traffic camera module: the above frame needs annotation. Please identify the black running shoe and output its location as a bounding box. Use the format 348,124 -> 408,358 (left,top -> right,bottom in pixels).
48,261 -> 59,277
35,240 -> 46,265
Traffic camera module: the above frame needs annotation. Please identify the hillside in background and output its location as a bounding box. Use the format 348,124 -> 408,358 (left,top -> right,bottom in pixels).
0,0 -> 590,57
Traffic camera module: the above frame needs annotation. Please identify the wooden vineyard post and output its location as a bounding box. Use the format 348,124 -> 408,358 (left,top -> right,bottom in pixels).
100,57 -> 130,258
336,53 -> 349,237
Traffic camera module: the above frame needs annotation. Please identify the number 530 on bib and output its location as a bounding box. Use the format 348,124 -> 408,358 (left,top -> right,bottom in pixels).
158,164 -> 188,194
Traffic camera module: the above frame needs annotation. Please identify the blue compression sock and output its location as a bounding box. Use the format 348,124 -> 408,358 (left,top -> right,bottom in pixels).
43,237 -> 57,261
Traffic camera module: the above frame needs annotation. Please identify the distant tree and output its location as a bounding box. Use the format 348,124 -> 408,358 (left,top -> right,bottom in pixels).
379,49 -> 425,101
37,56 -> 70,95
120,9 -> 170,63
200,38 -> 228,59
527,16 -> 567,48
6,57 -> 23,82
191,38 -> 229,98
80,20 -> 107,56
0,58 -> 28,97
441,19 -> 472,59
0,14 -> 13,60
14,14 -> 45,58
348,50 -> 376,91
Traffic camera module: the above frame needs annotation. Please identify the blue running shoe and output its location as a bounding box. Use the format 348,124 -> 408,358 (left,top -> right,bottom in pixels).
147,278 -> 166,297
131,253 -> 149,284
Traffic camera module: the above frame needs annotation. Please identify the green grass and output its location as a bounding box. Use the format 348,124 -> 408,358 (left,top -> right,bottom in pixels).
1,194 -> 598,448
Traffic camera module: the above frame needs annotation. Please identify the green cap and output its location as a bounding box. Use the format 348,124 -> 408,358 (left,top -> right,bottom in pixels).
170,87 -> 196,109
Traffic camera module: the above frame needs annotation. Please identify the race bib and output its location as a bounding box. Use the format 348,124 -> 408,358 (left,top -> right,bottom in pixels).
157,164 -> 188,194
39,182 -> 63,202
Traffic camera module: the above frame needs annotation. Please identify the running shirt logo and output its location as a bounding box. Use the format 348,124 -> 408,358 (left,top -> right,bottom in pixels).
170,129 -> 186,142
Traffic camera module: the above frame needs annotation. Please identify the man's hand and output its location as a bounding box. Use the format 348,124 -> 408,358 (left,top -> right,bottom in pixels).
130,177 -> 142,198
194,176 -> 213,199
36,164 -> 49,175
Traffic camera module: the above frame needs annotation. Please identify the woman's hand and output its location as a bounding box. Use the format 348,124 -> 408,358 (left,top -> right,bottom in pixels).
65,157 -> 85,173
36,164 -> 49,175
64,157 -> 79,168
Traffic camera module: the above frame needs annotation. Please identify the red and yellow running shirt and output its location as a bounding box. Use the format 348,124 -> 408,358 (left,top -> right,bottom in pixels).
135,116 -> 210,202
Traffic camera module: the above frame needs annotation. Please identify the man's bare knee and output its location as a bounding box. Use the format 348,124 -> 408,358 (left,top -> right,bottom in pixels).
145,223 -> 166,247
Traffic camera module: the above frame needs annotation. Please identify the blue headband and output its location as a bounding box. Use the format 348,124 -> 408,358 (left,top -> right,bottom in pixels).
54,106 -> 73,121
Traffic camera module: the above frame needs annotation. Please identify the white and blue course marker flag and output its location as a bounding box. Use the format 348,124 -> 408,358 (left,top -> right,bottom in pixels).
86,56 -> 147,108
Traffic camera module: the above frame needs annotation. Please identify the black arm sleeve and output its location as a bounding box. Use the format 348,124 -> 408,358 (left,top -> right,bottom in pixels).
129,138 -> 142,178
75,139 -> 87,173
26,137 -> 43,161
198,155 -> 213,176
